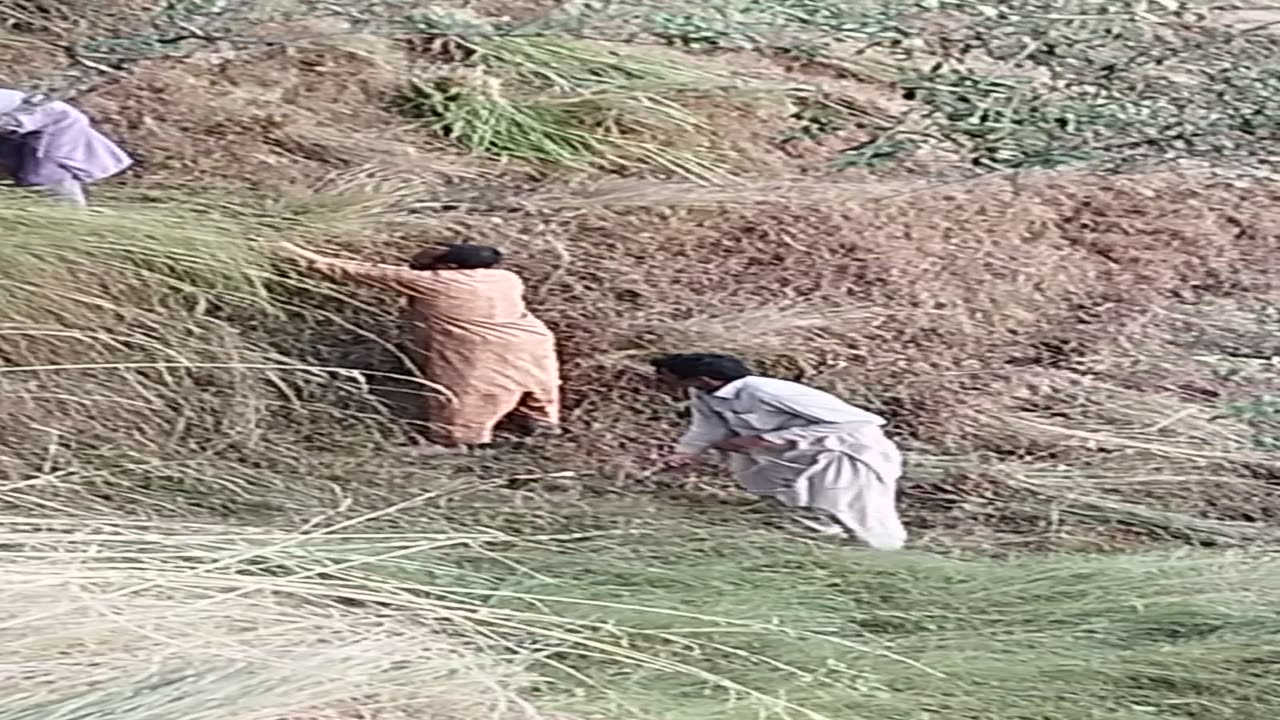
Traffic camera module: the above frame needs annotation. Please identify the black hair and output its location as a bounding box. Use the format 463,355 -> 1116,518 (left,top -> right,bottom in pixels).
650,353 -> 753,381
409,243 -> 502,270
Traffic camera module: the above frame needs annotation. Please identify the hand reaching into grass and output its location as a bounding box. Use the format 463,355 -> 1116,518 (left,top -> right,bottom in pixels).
660,452 -> 699,468
661,436 -> 778,468
712,436 -> 778,453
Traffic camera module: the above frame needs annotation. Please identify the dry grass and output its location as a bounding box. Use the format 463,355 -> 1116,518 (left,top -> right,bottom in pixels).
0,525 -> 547,720
7,514 -> 1280,720
7,168 -> 1278,547
4,4 -> 1280,718
0,0 -> 161,38
0,193 -> 416,518
6,161 -> 1280,540
1,0 -> 1278,549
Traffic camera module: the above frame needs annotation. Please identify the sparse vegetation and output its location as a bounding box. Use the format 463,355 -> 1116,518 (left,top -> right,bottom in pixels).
3,1 -> 1280,719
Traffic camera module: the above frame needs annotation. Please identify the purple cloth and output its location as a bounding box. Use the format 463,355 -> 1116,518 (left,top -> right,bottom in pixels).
0,101 -> 132,186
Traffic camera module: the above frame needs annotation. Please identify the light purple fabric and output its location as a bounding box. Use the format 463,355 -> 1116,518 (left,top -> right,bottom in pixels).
44,180 -> 87,206
0,101 -> 132,186
0,89 -> 24,114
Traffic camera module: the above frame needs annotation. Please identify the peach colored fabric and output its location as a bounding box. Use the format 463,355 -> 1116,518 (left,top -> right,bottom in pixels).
305,258 -> 561,444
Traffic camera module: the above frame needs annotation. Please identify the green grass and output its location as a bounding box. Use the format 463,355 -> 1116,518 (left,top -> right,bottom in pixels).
7,513 -> 1280,720
1224,395 -> 1280,451
379,517 -> 1280,720
398,34 -> 774,179
402,77 -> 613,165
467,35 -> 738,92
399,74 -> 732,180
456,0 -> 1280,171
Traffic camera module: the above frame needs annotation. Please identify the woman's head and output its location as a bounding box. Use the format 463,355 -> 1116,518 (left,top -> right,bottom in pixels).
409,243 -> 503,270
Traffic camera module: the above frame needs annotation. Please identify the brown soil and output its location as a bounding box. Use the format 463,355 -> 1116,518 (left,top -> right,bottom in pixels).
4,17 -> 1280,547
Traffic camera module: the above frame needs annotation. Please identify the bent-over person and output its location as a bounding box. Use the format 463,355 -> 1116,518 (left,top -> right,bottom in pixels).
0,88 -> 133,206
281,242 -> 561,450
653,353 -> 907,550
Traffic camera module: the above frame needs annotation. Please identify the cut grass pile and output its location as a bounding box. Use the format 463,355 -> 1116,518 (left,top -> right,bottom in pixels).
5,513 -> 1280,720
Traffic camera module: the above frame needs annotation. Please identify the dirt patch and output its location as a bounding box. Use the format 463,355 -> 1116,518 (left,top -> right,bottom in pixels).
82,38 -> 433,188
0,31 -> 67,86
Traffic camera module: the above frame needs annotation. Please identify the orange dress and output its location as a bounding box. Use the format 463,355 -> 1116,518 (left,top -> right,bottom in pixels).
305,258 -> 560,444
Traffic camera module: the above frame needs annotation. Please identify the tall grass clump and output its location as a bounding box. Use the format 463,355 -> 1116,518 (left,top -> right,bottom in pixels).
402,75 -> 627,167
466,35 -> 741,92
0,194 -> 275,316
400,34 -> 777,180
6,511 -> 1280,720
0,194 -> 416,517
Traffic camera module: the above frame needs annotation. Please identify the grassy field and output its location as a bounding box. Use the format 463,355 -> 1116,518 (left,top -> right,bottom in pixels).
2,1 -> 1280,719
6,510 -> 1280,720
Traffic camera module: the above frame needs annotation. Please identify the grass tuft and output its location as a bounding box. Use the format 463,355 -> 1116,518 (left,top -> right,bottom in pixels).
399,35 -> 781,179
